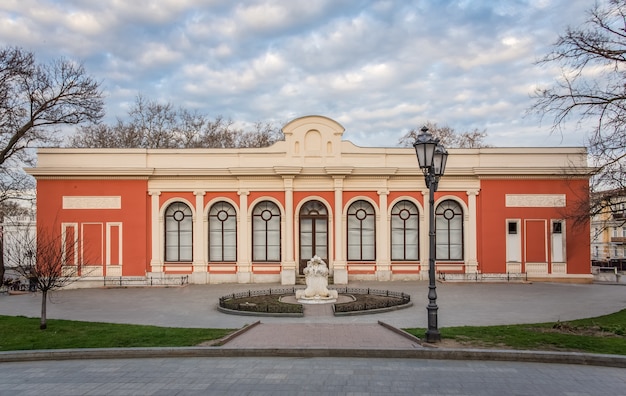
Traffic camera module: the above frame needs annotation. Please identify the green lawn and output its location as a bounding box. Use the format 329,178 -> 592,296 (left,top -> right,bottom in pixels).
0,316 -> 234,351
405,308 -> 626,355
2,309 -> 626,354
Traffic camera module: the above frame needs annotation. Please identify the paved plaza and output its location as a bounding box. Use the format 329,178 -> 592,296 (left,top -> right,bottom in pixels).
2,280 -> 626,329
1,356 -> 625,395
2,281 -> 626,394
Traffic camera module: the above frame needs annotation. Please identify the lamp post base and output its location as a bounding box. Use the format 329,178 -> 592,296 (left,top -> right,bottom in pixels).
425,329 -> 441,343
425,303 -> 441,343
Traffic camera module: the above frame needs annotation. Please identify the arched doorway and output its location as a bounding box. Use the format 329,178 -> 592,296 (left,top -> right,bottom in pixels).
299,200 -> 329,275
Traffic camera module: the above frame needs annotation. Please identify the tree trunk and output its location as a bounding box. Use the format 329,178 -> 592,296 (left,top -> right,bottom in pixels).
40,289 -> 47,330
0,224 -> 4,285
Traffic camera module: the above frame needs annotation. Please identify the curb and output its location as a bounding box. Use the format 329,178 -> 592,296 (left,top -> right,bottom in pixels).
1,346 -> 625,368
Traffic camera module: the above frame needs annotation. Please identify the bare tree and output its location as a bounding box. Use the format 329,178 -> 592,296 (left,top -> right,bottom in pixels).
0,46 -> 104,166
236,121 -> 283,148
0,46 -> 102,284
397,122 -> 489,148
532,0 -> 626,223
69,95 -> 283,149
5,223 -> 84,330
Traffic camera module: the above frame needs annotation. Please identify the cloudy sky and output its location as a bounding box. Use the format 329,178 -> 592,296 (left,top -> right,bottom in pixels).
0,0 -> 592,147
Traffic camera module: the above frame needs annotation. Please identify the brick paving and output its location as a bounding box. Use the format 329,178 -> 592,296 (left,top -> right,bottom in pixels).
1,356 -> 625,395
221,323 -> 422,349
2,281 -> 626,330
2,281 -> 626,394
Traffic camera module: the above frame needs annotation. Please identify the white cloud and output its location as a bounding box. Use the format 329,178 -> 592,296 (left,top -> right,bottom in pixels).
137,43 -> 183,68
0,0 -> 594,148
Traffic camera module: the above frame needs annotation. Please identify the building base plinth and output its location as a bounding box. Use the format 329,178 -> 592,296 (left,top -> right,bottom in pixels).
281,268 -> 296,285
333,268 -> 348,285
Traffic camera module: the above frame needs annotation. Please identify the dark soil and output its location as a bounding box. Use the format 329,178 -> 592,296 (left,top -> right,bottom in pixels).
220,293 -> 405,314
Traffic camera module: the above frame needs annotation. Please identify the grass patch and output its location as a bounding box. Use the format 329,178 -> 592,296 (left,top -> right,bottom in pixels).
0,315 -> 234,351
405,308 -> 626,355
5,309 -> 626,355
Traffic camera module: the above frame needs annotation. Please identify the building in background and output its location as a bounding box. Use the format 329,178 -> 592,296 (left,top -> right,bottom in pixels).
1,190 -> 36,281
26,115 -> 592,286
590,192 -> 626,270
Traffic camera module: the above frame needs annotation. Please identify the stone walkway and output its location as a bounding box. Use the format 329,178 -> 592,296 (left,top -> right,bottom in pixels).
2,281 -> 626,394
221,322 -> 423,349
2,281 -> 625,330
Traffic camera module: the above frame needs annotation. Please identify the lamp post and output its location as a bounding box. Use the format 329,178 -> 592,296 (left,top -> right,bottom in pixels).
413,126 -> 448,343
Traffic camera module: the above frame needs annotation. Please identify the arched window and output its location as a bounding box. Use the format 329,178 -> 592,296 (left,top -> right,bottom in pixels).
299,200 -> 329,274
435,200 -> 463,260
252,201 -> 281,261
165,202 -> 193,262
208,202 -> 237,262
391,200 -> 419,261
347,200 -> 376,261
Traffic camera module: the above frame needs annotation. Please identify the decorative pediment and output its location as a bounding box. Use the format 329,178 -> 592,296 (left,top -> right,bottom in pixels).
282,115 -> 345,162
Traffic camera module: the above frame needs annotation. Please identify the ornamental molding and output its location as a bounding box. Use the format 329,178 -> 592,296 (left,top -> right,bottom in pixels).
62,196 -> 121,210
505,194 -> 566,207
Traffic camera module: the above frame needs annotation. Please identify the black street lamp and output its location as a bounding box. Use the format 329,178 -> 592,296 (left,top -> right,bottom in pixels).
413,126 -> 448,343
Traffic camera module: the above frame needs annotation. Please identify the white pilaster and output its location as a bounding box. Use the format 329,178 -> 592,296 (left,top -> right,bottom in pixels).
282,177 -> 296,285
420,189 -> 429,280
333,177 -> 347,284
192,191 -> 207,281
466,189 -> 480,274
377,189 -> 391,281
149,190 -> 162,272
237,190 -> 251,283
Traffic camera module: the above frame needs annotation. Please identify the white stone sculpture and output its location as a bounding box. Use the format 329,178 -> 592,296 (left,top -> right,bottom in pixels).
295,255 -> 338,304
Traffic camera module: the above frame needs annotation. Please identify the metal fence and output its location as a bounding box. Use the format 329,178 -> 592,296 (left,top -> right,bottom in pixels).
332,287 -> 411,313
438,272 -> 528,282
103,275 -> 189,287
218,287 -> 303,314
593,259 -> 626,272
218,287 -> 411,314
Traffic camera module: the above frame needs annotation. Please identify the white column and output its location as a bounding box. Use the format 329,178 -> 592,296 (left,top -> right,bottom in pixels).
333,176 -> 347,284
282,177 -> 296,285
192,191 -> 207,281
377,189 -> 391,280
466,190 -> 479,274
237,190 -> 251,283
148,190 -> 162,273
420,189 -> 429,281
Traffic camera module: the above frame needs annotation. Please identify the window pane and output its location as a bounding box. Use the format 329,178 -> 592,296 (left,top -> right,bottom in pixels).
179,222 -> 192,234
405,244 -> 418,260
436,229 -> 449,243
316,219 -> 327,233
391,244 -> 404,259
436,245 -> 449,260
301,245 -> 312,259
165,246 -> 178,261
209,230 -> 223,245
253,230 -> 266,245
362,244 -> 375,260
266,246 -> 280,261
405,215 -> 418,230
449,245 -> 463,260
253,245 -> 265,261
347,244 -> 360,260
450,228 -> 462,242
300,220 -> 312,233
179,248 -> 192,262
